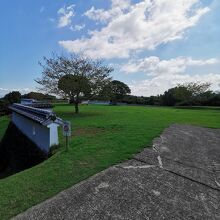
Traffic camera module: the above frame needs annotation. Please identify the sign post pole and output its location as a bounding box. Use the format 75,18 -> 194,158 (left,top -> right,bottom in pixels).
63,121 -> 71,152
66,135 -> 69,151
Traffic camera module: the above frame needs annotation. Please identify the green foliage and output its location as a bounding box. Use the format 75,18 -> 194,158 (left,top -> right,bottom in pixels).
58,75 -> 90,95
115,82 -> 217,107
205,93 -> 220,106
3,91 -> 21,104
119,95 -> 161,105
160,82 -> 215,106
58,74 -> 91,113
0,100 -> 10,116
183,82 -> 211,97
173,82 -> 211,104
0,91 -> 21,116
1,104 -> 220,219
0,116 -> 9,140
161,88 -> 177,106
22,92 -> 56,101
174,86 -> 192,102
36,53 -> 113,113
101,80 -> 131,104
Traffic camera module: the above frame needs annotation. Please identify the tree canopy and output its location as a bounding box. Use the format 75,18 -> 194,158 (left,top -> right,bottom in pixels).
22,92 -> 56,101
36,53 -> 113,113
4,91 -> 21,104
101,80 -> 131,104
58,75 -> 91,113
161,82 -> 212,106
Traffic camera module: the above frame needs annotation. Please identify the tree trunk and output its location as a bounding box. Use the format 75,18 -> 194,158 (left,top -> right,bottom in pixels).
74,94 -> 79,114
74,103 -> 79,114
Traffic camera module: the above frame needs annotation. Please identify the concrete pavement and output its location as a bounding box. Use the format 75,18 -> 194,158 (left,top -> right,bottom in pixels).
13,124 -> 220,220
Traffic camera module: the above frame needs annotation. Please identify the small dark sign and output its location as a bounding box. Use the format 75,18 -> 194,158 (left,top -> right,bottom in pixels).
63,121 -> 71,137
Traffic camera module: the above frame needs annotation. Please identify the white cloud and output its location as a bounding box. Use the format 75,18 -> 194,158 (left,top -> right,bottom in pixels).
84,0 -> 131,22
187,58 -> 219,66
0,88 -> 33,98
111,0 -> 131,9
57,4 -> 75,28
122,56 -> 220,96
59,0 -> 210,59
130,73 -> 220,96
70,24 -> 85,31
121,57 -> 219,75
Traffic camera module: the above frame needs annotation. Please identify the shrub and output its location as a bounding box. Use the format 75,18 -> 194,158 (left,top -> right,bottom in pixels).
0,100 -> 10,116
4,91 -> 21,104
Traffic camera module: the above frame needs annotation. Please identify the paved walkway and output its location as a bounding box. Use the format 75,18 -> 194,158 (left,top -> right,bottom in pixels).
14,125 -> 220,220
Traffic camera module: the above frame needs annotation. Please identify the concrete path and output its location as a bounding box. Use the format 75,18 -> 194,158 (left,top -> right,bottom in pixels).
14,125 -> 220,220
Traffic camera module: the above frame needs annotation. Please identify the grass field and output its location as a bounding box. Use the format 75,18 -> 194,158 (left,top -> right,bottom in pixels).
1,104 -> 220,219
0,116 -> 10,140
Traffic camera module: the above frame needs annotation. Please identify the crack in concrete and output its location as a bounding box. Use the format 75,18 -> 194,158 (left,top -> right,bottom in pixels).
133,157 -> 220,192
161,156 -> 215,173
117,165 -> 155,169
157,155 -> 163,168
215,180 -> 220,188
163,168 -> 220,192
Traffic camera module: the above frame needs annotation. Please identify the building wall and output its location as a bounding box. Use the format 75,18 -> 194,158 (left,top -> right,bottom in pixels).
48,123 -> 59,146
88,100 -> 110,105
20,99 -> 36,105
12,112 -> 50,153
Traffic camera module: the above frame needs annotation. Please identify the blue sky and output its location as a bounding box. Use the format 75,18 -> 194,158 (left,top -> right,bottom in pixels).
0,0 -> 220,97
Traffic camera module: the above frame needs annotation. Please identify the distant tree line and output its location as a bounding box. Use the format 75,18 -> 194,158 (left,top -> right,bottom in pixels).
1,81 -> 220,117
0,91 -> 57,116
105,82 -> 220,107
22,92 -> 56,101
0,91 -> 21,116
1,52 -> 220,116
36,53 -> 220,112
157,82 -> 220,107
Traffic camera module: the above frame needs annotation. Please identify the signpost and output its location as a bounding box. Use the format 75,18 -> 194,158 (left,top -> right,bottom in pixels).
63,121 -> 71,151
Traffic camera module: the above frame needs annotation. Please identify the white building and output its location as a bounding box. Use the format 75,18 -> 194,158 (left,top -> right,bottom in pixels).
10,104 -> 62,153
20,98 -> 37,105
88,100 -> 110,105
20,98 -> 53,110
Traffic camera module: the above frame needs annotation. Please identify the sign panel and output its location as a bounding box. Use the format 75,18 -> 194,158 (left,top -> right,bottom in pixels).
63,121 -> 71,137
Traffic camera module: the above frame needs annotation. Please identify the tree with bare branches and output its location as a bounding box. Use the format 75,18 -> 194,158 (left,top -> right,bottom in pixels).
175,82 -> 211,102
36,54 -> 113,113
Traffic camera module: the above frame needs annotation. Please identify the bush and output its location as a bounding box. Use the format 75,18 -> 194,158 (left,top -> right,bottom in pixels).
0,100 -> 10,116
22,92 -> 56,101
4,91 -> 21,104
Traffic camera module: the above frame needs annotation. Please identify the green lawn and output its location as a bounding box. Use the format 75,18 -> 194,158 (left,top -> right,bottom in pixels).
0,116 -> 10,140
1,104 -> 220,219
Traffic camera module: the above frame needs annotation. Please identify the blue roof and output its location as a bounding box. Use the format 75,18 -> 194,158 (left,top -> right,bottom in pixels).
9,104 -> 62,126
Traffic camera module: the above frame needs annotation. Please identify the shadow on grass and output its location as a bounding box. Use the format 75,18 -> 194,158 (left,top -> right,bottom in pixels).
174,106 -> 220,111
60,111 -> 103,119
54,103 -> 69,107
0,122 -> 48,179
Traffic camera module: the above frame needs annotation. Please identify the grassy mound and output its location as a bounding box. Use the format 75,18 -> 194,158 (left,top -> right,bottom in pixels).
0,122 -> 47,176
